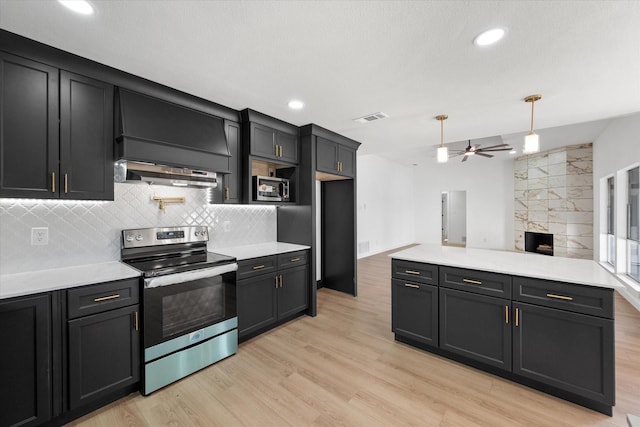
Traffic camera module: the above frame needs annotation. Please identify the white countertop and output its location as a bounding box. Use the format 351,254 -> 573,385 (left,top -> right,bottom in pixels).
390,244 -> 624,290
216,242 -> 310,261
0,262 -> 142,300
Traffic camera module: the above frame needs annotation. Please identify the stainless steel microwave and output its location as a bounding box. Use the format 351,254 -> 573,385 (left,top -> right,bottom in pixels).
253,175 -> 290,202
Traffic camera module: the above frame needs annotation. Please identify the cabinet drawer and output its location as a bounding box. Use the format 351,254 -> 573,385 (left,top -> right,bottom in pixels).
237,255 -> 277,280
513,276 -> 614,319
277,250 -> 308,269
391,259 -> 438,285
440,267 -> 511,299
67,278 -> 139,319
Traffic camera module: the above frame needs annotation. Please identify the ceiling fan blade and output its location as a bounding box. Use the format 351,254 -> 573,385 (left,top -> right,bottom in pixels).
475,152 -> 494,158
462,155 -> 469,162
480,148 -> 512,152
480,144 -> 508,150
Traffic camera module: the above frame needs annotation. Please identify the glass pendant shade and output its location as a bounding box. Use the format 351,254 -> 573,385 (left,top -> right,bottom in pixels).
523,133 -> 540,154
437,146 -> 448,163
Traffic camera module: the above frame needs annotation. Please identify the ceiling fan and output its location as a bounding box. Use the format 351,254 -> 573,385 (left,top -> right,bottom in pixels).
450,140 -> 512,162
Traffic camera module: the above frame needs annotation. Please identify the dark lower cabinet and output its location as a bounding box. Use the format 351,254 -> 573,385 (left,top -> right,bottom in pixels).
439,288 -> 512,371
237,274 -> 278,337
237,254 -> 309,340
0,294 -> 53,427
67,305 -> 140,410
391,279 -> 438,347
513,302 -> 615,405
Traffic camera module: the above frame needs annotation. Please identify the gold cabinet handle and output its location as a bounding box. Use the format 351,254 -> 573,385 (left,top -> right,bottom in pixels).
546,293 -> 574,301
51,172 -> 56,193
405,270 -> 421,275
94,294 -> 120,302
290,257 -> 300,262
64,173 -> 68,193
252,264 -> 265,270
225,187 -> 230,200
275,144 -> 279,157
463,278 -> 482,285
279,145 -> 283,157
275,276 -> 279,288
404,283 -> 419,289
134,311 -> 139,331
280,274 -> 283,288
515,308 -> 519,327
505,306 -> 509,324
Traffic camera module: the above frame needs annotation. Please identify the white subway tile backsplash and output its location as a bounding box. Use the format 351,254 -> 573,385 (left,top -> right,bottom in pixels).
0,183 -> 277,274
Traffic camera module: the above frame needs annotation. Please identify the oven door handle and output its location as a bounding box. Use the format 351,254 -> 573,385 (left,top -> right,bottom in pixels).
144,263 -> 238,288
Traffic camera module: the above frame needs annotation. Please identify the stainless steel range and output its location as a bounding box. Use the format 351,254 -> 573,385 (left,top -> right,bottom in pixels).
121,225 -> 238,395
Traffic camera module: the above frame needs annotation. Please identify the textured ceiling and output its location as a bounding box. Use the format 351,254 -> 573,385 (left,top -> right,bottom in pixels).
1,0 -> 639,163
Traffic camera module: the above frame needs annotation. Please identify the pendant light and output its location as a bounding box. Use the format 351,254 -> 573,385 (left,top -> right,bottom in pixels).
436,114 -> 449,163
523,94 -> 542,154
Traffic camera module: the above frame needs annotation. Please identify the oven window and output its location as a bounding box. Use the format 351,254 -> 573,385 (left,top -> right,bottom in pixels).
162,286 -> 224,338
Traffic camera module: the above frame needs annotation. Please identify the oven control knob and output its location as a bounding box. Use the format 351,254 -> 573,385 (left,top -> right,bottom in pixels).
135,234 -> 143,241
125,234 -> 134,242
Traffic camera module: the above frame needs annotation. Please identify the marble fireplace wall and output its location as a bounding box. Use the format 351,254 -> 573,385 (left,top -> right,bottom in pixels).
514,143 -> 593,259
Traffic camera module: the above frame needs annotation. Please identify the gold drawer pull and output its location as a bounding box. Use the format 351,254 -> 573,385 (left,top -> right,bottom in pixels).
505,306 -> 509,324
64,173 -> 68,193
546,293 -> 574,301
252,264 -> 265,270
463,278 -> 482,285
134,311 -> 139,331
405,270 -> 421,275
404,284 -> 419,289
515,308 -> 519,327
51,171 -> 55,193
290,257 -> 300,262
94,294 -> 120,302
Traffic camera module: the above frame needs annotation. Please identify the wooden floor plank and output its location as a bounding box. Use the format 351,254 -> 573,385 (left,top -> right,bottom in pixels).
67,246 -> 640,426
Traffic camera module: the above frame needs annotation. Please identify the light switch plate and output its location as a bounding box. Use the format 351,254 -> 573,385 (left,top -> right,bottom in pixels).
31,227 -> 49,245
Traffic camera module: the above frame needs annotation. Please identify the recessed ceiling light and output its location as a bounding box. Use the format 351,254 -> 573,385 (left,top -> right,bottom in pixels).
474,28 -> 505,46
58,0 -> 94,15
288,100 -> 304,110
509,149 -> 517,155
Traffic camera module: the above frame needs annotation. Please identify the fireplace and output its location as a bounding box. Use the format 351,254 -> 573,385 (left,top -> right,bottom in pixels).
525,232 -> 554,256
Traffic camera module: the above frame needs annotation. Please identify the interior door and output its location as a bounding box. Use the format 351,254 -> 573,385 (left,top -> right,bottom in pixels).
321,179 -> 356,295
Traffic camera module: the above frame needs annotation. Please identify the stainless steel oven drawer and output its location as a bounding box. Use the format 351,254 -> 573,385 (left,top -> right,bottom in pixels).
67,278 -> 139,319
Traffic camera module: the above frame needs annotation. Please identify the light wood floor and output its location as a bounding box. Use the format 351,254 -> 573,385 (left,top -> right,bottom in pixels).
69,247 -> 640,426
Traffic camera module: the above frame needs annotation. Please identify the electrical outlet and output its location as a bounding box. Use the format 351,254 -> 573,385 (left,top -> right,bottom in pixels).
31,227 -> 49,245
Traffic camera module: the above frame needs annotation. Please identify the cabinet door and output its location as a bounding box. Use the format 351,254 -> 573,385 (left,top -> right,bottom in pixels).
337,145 -> 355,177
392,279 -> 438,347
277,131 -> 298,164
68,304 -> 140,410
59,71 -> 114,200
513,302 -> 614,405
439,288 -> 511,371
0,294 -> 52,427
316,137 -> 338,173
278,265 -> 308,318
250,122 -> 276,160
224,121 -> 241,203
237,275 -> 278,338
0,52 -> 59,199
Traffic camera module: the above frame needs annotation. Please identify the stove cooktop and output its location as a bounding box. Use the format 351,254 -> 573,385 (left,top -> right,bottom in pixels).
124,251 -> 236,278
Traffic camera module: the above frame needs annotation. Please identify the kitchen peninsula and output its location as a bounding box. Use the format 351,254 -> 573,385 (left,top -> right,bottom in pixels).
390,244 -> 622,415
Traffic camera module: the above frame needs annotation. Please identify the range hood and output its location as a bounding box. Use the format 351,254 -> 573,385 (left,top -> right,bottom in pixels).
115,161 -> 218,189
115,88 -> 231,173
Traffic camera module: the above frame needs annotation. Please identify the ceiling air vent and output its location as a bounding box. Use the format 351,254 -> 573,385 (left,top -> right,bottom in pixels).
353,112 -> 389,123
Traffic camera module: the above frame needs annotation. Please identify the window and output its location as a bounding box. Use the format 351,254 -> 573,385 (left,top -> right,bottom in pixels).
628,167 -> 639,281
607,176 -> 615,265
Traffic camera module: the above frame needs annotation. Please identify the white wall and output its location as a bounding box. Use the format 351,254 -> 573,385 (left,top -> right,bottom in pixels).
357,154 -> 415,258
413,157 -> 515,250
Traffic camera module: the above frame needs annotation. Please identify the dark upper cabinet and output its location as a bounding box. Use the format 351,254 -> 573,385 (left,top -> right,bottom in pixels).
60,71 -> 114,200
0,52 -> 59,199
0,52 -> 114,200
67,304 -> 140,409
512,302 -> 615,405
439,287 -> 512,371
223,120 -> 241,203
249,122 -> 298,164
391,279 -> 438,347
0,293 -> 53,427
316,136 -> 356,178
